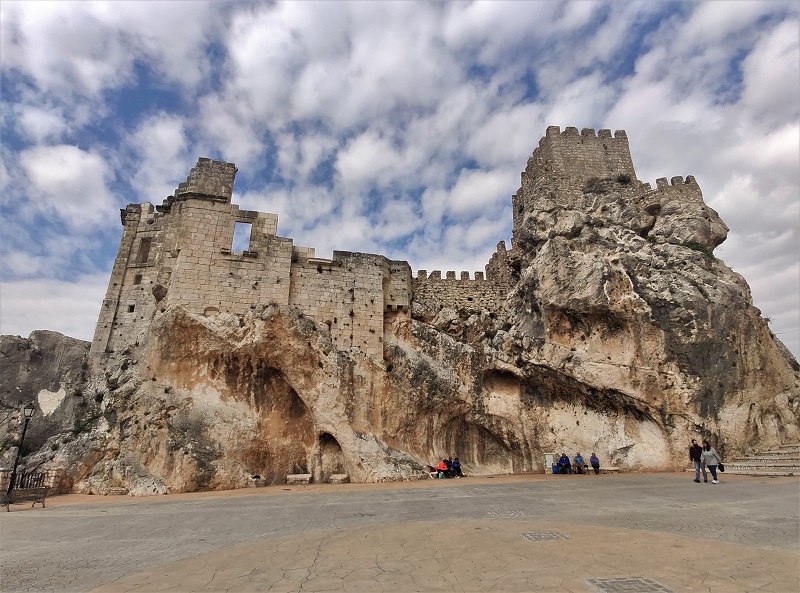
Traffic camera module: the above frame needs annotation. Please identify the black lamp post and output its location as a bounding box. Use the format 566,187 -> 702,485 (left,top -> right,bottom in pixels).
6,402 -> 36,496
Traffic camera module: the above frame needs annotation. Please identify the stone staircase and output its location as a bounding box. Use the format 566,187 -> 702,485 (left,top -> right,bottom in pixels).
723,444 -> 800,476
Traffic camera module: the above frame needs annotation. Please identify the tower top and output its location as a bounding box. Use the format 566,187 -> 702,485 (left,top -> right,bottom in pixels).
527,126 -> 637,185
173,157 -> 238,203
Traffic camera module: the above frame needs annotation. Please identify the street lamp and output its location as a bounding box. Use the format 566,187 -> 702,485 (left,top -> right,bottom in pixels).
6,402 -> 36,497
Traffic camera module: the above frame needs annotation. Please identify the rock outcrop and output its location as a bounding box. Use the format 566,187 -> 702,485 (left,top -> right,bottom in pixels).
2,126 -> 797,495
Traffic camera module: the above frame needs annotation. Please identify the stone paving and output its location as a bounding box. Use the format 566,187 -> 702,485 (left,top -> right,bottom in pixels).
0,473 -> 797,592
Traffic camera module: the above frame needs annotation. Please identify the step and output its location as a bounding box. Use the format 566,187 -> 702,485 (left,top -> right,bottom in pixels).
730,455 -> 800,463
723,470 -> 796,476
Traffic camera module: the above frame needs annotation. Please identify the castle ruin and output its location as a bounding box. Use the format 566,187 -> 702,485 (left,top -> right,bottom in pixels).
93,125 -> 688,362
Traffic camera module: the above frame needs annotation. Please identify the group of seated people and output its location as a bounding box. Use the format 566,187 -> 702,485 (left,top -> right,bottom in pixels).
430,457 -> 463,478
553,452 -> 600,475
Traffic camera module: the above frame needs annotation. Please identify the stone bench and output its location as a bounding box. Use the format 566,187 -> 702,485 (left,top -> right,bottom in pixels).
328,474 -> 349,484
286,473 -> 312,485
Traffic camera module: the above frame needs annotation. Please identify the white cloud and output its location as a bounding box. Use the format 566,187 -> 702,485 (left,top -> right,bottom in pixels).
0,1 -> 135,97
15,105 -> 69,143
740,19 -> 800,126
0,274 -> 108,342
446,168 -> 517,218
128,113 -> 190,201
19,145 -> 116,229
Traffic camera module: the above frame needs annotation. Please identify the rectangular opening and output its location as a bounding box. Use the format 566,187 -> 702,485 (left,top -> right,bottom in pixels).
137,238 -> 152,264
133,274 -> 143,285
232,222 -> 252,254
127,305 -> 135,313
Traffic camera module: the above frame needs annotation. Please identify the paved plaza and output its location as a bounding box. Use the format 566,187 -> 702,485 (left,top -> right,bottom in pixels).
1,472 -> 798,592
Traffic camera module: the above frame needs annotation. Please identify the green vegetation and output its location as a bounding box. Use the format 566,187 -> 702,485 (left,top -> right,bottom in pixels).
681,241 -> 715,259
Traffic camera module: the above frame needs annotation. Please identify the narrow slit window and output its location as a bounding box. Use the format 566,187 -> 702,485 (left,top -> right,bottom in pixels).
232,222 -> 252,253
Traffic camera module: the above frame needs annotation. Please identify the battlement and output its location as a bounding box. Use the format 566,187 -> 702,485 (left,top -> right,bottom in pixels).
637,175 -> 703,203
415,270 -> 487,281
174,157 -> 238,202
526,125 -> 636,186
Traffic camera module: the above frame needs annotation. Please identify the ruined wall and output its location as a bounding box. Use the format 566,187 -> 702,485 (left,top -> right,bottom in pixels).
92,160 -> 423,360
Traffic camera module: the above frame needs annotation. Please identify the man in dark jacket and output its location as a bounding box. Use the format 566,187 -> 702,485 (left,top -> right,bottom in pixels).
690,439 -> 706,483
557,453 -> 572,474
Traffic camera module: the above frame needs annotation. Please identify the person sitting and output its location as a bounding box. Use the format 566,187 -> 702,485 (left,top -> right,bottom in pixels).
436,459 -> 451,478
574,452 -> 584,474
552,463 -> 560,475
451,457 -> 463,477
590,453 -> 600,475
557,453 -> 572,474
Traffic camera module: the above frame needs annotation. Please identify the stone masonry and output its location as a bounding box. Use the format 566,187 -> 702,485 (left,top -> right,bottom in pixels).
90,126 -> 721,362
91,160 -> 513,360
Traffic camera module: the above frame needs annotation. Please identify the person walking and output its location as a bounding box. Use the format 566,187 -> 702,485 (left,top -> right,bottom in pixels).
690,439 -> 706,483
701,440 -> 723,484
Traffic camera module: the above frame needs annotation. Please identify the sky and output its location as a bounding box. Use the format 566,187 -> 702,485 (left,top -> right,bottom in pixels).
1,0 -> 798,359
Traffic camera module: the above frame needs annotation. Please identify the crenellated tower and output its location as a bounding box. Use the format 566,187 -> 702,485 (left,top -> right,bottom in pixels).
512,126 -> 638,239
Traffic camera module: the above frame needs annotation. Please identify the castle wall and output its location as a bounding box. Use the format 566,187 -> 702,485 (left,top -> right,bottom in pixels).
91,158 -> 418,360
512,126 -> 640,241
288,252 -> 410,358
412,271 -> 512,313
94,127 -> 684,361
164,199 -> 291,315
528,126 -> 636,185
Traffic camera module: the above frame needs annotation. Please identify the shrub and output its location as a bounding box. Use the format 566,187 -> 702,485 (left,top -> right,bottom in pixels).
584,177 -> 607,194
681,241 -> 715,259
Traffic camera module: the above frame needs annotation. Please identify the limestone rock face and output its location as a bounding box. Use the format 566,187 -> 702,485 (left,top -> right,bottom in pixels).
1,127 -> 797,494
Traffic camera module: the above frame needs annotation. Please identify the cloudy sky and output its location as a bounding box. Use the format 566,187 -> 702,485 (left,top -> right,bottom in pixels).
1,1 -> 798,358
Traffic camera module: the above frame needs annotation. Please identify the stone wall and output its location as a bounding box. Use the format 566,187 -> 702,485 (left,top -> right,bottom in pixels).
412,271 -> 512,313
91,159 -> 423,360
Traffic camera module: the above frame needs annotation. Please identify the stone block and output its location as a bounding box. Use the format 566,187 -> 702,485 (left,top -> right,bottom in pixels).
286,473 -> 312,485
328,474 -> 349,484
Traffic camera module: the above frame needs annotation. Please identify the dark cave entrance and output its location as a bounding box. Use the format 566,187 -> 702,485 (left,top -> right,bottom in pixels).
318,432 -> 346,483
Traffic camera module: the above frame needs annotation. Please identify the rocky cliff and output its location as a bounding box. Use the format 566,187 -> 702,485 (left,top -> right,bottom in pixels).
2,127 -> 797,495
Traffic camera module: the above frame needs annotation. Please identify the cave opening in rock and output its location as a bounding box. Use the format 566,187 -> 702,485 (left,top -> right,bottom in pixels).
318,432 -> 345,483
225,358 -> 315,484
436,416 -> 516,474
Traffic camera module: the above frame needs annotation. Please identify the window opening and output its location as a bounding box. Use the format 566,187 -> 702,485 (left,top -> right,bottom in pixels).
133,274 -> 143,285
137,238 -> 152,264
127,305 -> 135,313
232,222 -> 252,254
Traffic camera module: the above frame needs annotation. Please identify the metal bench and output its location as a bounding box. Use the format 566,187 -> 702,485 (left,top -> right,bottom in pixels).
1,472 -> 51,511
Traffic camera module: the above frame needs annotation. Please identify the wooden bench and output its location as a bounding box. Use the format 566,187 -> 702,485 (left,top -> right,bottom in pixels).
1,472 -> 51,511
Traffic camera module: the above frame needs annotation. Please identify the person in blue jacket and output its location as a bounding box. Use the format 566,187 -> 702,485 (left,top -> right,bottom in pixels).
557,453 -> 572,474
451,457 -> 462,477
573,452 -> 584,474
590,453 -> 600,474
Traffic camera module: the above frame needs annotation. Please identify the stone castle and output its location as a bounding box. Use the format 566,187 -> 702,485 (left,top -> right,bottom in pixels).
92,125 -> 706,361
5,125 -> 796,493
